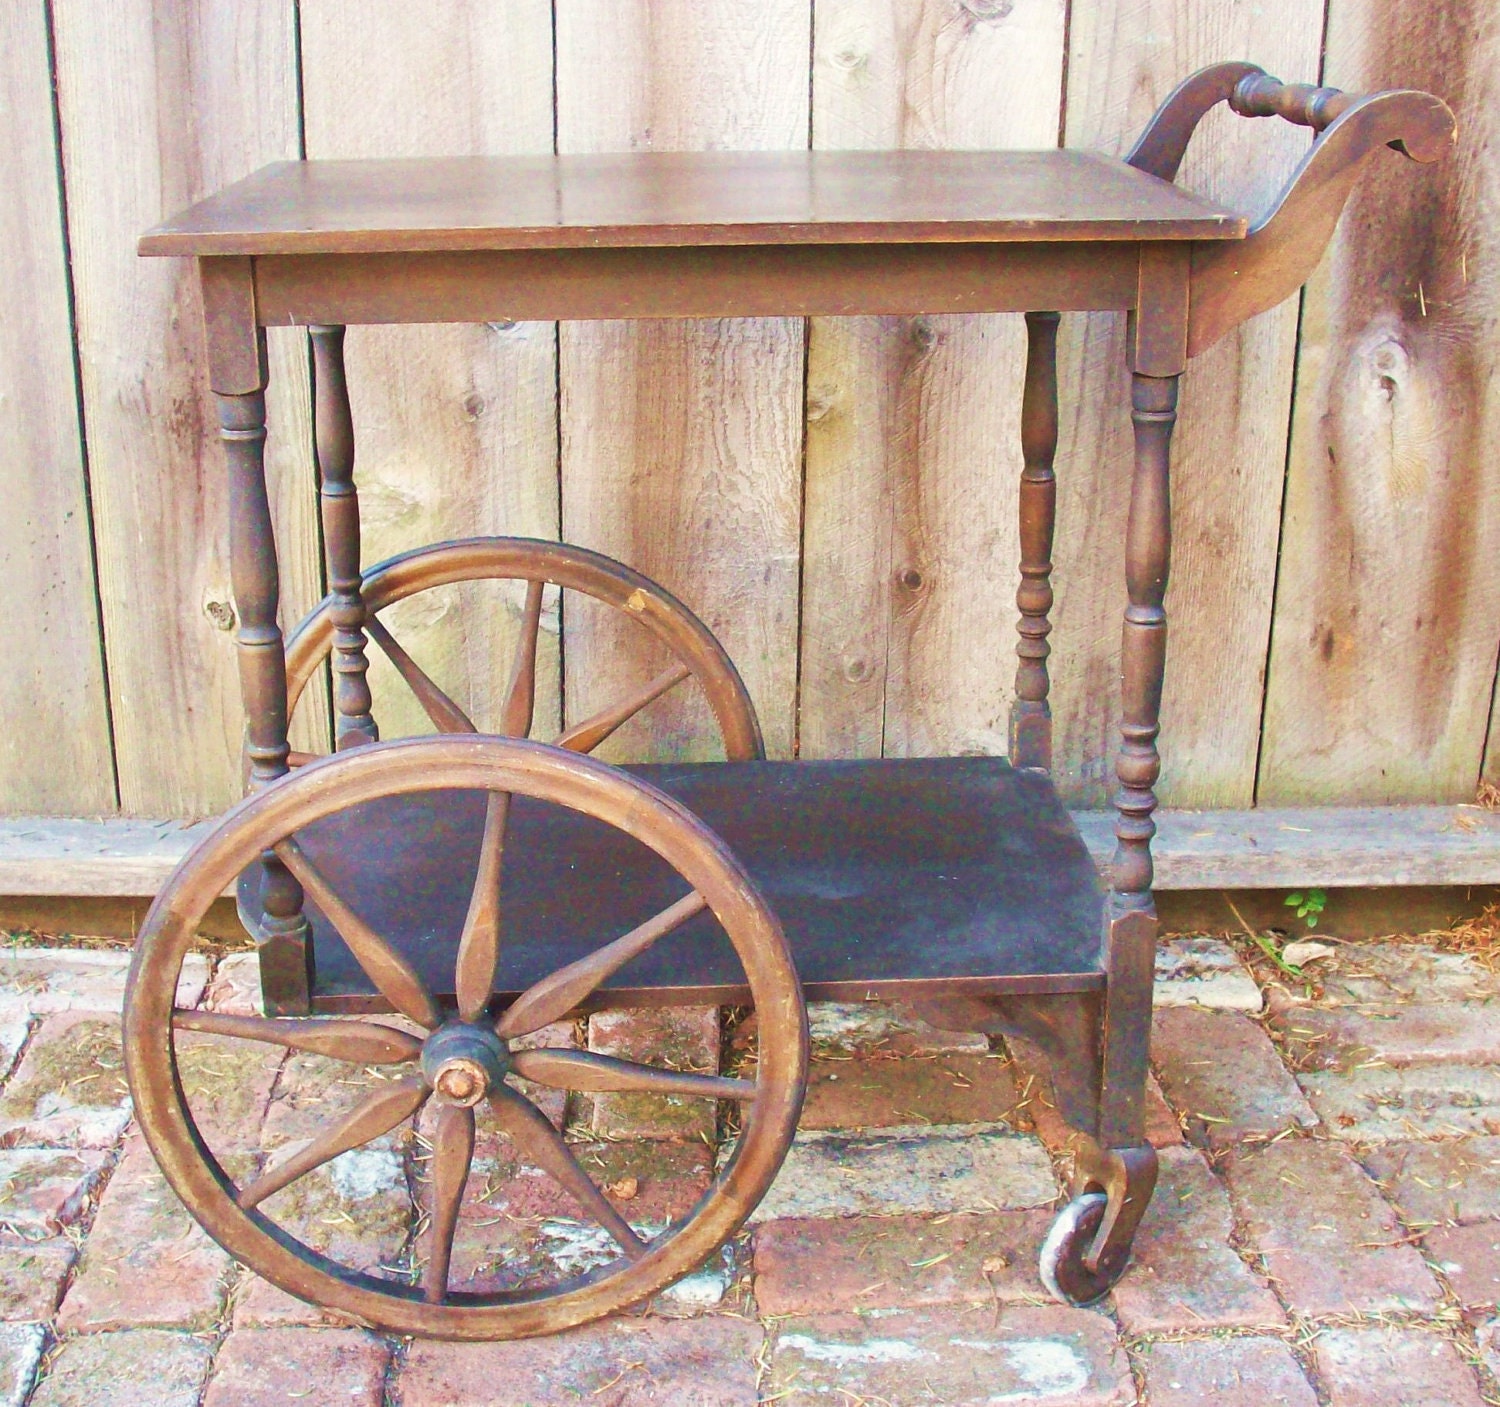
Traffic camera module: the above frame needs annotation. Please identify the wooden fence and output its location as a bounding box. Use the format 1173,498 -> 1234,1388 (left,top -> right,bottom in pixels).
3,0 -> 1497,827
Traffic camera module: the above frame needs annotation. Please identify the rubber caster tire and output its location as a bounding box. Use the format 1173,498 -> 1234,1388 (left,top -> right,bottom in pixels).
1038,1192 -> 1131,1307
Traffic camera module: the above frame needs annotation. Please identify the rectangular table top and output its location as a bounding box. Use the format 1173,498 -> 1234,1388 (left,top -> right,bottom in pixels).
140,149 -> 1245,257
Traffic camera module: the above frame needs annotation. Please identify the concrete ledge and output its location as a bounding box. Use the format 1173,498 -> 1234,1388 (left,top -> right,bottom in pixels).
0,804 -> 1496,898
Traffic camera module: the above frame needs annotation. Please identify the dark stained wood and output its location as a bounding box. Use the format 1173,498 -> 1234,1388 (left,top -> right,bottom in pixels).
1188,88 -> 1456,355
203,257 -> 310,1014
1010,311 -> 1060,771
125,62 -> 1451,1334
141,150 -> 1245,256
251,242 -> 1144,325
1110,373 -> 1179,901
282,537 -> 766,767
310,324 -> 377,748
124,733 -> 807,1338
263,756 -> 1107,1012
170,1009 -> 422,1063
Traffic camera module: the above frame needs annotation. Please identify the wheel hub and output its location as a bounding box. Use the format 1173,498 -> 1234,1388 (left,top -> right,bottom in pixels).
421,1022 -> 511,1107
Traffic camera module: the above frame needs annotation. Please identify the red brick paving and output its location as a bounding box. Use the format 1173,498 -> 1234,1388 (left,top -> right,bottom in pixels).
587,1006 -> 721,1141
765,1304 -> 1133,1405
752,1208 -> 1050,1314
7,941 -> 1500,1404
202,1328 -> 389,1407
29,1330 -> 214,1407
1422,1219 -> 1500,1308
1111,1145 -> 1284,1332
56,1135 -> 231,1331
1223,1137 -> 1443,1316
1139,1336 -> 1318,1407
1313,1325 -> 1488,1407
397,1315 -> 763,1405
0,1236 -> 75,1320
798,1051 -> 1021,1130
1151,1006 -> 1317,1148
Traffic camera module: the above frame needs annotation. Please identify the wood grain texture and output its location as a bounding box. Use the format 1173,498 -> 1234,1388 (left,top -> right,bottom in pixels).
1054,0 -> 1325,808
299,1 -> 560,744
800,0 -> 1066,761
555,0 -> 809,762
10,805 -> 1498,897
1258,0 -> 1500,805
50,0 -> 322,815
0,5 -> 114,813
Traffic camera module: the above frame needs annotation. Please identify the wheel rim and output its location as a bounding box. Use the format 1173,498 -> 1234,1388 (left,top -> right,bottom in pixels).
124,736 -> 806,1339
1038,1192 -> 1113,1307
283,538 -> 764,763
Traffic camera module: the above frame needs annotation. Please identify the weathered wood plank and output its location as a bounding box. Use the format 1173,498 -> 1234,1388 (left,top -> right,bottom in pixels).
1259,0 -> 1500,805
1054,0 -> 1326,806
800,0 -> 1066,761
50,0 -> 322,814
1074,805 -> 1500,890
555,0 -> 809,763
9,805 -> 1495,897
299,1 -> 559,744
0,5 -> 114,814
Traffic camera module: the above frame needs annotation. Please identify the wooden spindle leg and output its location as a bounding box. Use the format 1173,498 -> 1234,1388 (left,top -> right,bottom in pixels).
1097,369 -> 1178,1150
204,256 -> 310,1015
1111,371 -> 1177,907
218,385 -> 310,1014
1010,311 -> 1060,771
312,324 -> 377,748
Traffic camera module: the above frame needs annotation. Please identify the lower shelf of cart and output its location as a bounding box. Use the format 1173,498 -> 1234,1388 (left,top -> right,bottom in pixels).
241,754 -> 1107,1013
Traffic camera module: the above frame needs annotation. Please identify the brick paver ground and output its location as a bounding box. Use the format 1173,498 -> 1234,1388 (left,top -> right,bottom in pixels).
2,929 -> 1498,1403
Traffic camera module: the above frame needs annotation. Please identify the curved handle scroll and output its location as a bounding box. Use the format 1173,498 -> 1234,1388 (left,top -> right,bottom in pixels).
1186,88 -> 1456,354
1126,61 -> 1265,182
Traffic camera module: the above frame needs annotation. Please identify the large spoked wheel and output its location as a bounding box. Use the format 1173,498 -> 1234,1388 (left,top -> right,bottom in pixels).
124,737 -> 807,1339
284,537 -> 763,762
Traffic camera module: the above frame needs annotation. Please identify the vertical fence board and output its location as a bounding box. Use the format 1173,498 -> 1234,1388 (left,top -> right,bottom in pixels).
299,2 -> 559,744
555,0 -> 809,764
800,0 -> 1066,762
0,5 -> 114,814
51,0 -> 320,815
1055,0 -> 1326,808
1259,0 -> 1500,805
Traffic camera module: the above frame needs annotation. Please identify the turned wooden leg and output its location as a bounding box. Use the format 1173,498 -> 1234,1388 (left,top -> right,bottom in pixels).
1097,370 -> 1178,1150
311,324 -> 377,749
1010,310 -> 1059,771
203,257 -> 311,1013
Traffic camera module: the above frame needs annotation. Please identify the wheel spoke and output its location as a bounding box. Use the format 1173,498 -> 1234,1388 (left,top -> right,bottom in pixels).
454,791 -> 509,1022
365,614 -> 477,735
510,1047 -> 755,1101
554,663 -> 691,754
423,1101 -> 476,1303
500,579 -> 545,739
487,1083 -> 645,1260
274,837 -> 442,1029
494,891 -> 707,1040
237,1075 -> 428,1210
172,1010 -> 422,1064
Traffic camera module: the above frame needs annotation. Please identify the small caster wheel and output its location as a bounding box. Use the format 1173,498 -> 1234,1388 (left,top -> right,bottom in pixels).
1038,1192 -> 1131,1306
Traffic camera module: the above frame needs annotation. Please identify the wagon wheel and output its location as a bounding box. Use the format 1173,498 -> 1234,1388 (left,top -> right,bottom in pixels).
284,537 -> 763,763
124,736 -> 807,1339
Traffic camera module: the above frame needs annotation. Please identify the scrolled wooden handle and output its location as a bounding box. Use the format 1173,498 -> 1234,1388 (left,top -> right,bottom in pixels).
1229,73 -> 1357,131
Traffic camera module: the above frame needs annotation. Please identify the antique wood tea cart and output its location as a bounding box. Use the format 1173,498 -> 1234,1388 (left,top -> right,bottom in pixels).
126,64 -> 1453,1339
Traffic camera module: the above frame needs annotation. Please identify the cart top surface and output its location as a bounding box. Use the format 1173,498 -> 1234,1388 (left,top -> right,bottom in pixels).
140,149 -> 1246,257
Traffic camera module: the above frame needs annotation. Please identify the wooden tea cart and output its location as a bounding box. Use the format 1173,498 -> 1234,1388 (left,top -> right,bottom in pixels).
124,64 -> 1453,1339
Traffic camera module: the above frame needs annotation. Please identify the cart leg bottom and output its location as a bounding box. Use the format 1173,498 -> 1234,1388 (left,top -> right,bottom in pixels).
1040,1137 -> 1157,1306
